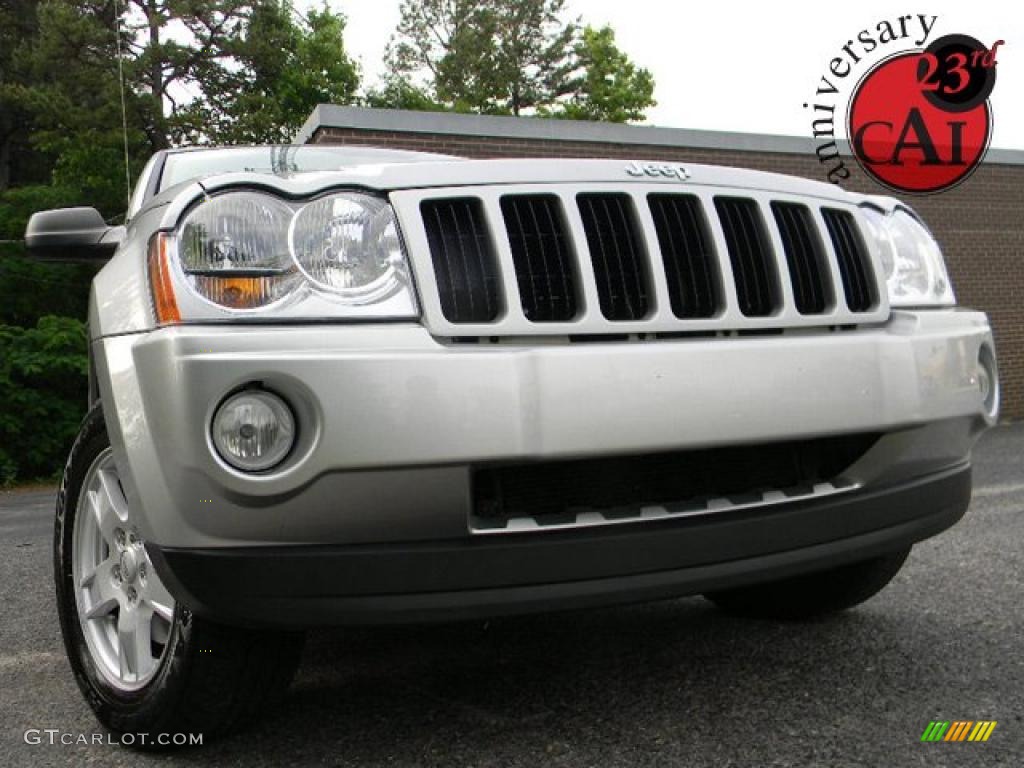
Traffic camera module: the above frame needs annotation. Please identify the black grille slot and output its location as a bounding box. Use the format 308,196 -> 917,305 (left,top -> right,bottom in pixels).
421,198 -> 501,323
577,193 -> 650,321
648,194 -> 719,318
474,434 -> 880,524
771,202 -> 832,314
714,197 -> 780,316
500,195 -> 578,322
821,208 -> 877,312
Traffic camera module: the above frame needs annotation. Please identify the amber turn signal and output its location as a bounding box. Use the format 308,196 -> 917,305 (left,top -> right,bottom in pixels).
147,233 -> 181,324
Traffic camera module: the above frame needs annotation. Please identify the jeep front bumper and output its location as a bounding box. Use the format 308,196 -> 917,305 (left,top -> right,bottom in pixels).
92,309 -> 994,625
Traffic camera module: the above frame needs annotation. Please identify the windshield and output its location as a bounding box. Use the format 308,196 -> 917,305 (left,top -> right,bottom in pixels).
158,145 -> 451,191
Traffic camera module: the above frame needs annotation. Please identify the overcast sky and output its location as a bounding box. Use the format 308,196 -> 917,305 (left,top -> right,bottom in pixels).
310,0 -> 1022,149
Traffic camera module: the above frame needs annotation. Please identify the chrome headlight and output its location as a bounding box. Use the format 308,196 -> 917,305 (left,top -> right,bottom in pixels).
179,193 -> 300,310
860,206 -> 955,307
290,194 -> 407,303
150,190 -> 418,322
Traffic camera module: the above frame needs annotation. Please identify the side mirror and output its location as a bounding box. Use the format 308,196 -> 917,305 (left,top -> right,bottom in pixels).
24,207 -> 126,261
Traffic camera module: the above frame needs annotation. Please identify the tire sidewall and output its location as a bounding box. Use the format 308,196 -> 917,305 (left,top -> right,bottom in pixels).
54,406 -> 197,736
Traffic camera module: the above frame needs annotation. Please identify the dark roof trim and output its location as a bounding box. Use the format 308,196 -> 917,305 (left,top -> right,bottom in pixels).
297,104 -> 1024,166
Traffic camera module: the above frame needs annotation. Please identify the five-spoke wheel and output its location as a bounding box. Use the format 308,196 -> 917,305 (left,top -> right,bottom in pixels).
72,448 -> 175,689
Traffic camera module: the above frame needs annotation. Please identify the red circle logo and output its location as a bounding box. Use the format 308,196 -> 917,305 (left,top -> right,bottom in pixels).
847,47 -> 993,194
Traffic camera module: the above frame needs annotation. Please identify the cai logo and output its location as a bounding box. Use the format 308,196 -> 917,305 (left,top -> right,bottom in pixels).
805,14 -> 1003,194
848,35 -> 1001,194
921,720 -> 998,742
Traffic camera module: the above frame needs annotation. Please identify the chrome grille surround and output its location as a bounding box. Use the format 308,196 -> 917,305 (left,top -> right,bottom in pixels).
392,183 -> 890,337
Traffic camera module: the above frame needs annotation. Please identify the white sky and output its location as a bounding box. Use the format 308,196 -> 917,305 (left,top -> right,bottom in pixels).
310,0 -> 1022,149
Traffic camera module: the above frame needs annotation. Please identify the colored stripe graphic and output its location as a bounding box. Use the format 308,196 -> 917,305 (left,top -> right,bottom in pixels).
921,721 -> 997,742
921,721 -> 950,741
971,722 -> 998,742
945,721 -> 972,741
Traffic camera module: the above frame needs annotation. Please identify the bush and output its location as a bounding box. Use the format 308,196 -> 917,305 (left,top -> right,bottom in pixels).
0,316 -> 88,485
0,245 -> 95,327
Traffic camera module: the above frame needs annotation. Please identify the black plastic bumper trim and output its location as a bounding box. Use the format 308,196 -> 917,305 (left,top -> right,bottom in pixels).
147,464 -> 971,627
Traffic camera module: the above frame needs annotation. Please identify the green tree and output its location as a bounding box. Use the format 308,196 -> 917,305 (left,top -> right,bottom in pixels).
199,2 -> 361,144
383,0 -> 655,122
121,0 -> 253,149
0,0 -> 46,192
364,74 -> 444,112
0,316 -> 89,485
554,25 -> 655,122
386,0 -> 577,115
1,0 -> 361,228
0,242 -> 94,327
3,0 -> 247,218
0,4 -> 136,224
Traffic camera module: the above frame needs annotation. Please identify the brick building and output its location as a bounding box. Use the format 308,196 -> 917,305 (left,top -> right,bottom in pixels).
298,105 -> 1024,419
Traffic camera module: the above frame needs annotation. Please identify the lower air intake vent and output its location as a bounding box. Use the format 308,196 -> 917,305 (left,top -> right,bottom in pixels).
473,433 -> 879,527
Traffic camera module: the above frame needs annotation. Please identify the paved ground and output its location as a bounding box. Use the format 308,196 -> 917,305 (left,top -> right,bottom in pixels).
1,426 -> 1021,767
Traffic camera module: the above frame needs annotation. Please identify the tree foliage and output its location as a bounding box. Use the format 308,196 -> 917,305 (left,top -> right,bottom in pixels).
0,316 -> 89,485
386,0 -> 576,115
0,240 -> 95,486
364,75 -> 446,112
198,3 -> 361,144
556,25 -> 655,122
2,1 -> 141,223
381,0 -> 655,122
0,1 -> 47,191
0,243 -> 94,328
0,0 -> 360,206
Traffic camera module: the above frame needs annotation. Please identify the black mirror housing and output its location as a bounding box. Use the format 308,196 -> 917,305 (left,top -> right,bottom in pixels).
24,207 -> 125,261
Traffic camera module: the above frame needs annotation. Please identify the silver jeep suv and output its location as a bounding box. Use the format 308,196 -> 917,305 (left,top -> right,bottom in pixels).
27,145 -> 997,742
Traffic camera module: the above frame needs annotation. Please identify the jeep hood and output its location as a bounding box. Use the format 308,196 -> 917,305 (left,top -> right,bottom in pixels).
147,156 -> 863,225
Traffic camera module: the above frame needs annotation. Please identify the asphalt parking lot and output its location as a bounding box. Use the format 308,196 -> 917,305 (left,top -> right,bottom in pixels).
1,425 -> 1021,767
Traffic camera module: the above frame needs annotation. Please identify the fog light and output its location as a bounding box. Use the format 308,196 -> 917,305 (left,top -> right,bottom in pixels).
977,345 -> 999,420
212,390 -> 295,472
977,364 -> 991,403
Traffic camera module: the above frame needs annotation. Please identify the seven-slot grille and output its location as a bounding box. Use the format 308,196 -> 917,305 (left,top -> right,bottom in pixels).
411,189 -> 885,333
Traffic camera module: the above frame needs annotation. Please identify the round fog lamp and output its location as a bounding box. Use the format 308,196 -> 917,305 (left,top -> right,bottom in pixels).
977,364 -> 991,403
212,390 -> 295,472
977,345 -> 999,420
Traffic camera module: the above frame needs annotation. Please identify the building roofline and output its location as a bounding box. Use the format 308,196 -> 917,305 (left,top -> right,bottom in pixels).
296,104 -> 1024,166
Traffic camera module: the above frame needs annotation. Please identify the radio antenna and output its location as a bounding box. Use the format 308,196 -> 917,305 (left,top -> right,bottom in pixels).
113,0 -> 132,208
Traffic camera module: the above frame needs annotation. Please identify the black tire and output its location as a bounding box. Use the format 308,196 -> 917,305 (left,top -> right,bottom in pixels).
54,406 -> 304,748
704,548 -> 912,620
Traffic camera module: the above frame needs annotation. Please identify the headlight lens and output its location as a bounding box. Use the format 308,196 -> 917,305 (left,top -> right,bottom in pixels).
155,190 -> 418,322
290,194 -> 408,302
860,207 -> 954,307
179,193 -> 300,310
